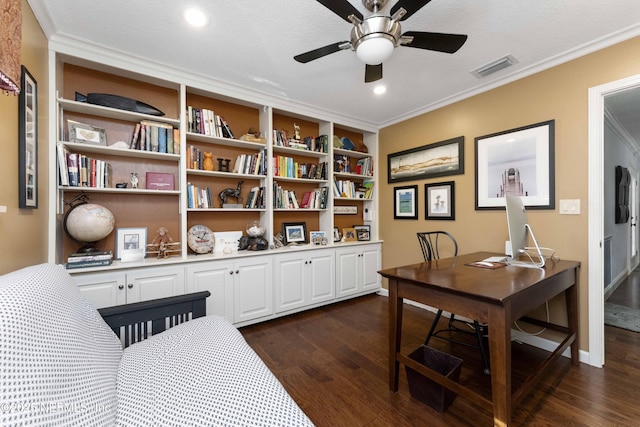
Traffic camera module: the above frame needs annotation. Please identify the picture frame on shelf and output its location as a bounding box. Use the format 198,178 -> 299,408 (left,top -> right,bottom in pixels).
115,227 -> 147,262
394,185 -> 418,220
67,119 -> 107,146
282,222 -> 307,245
387,136 -> 464,183
333,227 -> 341,242
310,231 -> 328,246
353,225 -> 371,241
342,227 -> 358,242
19,66 -> 37,209
425,181 -> 455,220
475,120 -> 555,210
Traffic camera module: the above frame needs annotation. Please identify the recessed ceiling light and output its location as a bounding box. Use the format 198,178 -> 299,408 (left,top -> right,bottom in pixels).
373,85 -> 386,95
183,8 -> 208,28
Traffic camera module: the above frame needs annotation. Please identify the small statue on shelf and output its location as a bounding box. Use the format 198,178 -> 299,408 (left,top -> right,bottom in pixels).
219,180 -> 244,207
130,172 -> 138,189
146,226 -> 181,259
239,127 -> 266,143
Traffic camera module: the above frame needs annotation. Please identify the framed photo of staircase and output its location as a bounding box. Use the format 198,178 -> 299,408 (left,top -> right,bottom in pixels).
474,120 -> 555,210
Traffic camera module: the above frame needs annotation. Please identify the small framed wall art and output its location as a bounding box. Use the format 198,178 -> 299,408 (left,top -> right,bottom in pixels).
425,181 -> 455,220
18,66 -> 38,208
394,185 -> 418,219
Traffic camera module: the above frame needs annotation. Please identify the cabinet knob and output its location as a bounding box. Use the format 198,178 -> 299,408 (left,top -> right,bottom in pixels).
230,271 -> 234,275
118,284 -> 124,290
235,270 -> 239,274
127,283 -> 133,289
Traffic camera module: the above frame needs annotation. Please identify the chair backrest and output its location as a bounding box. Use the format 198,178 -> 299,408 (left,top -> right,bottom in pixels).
417,231 -> 458,261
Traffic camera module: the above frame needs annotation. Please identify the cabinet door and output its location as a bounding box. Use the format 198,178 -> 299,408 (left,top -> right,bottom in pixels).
234,258 -> 273,323
307,250 -> 335,304
335,248 -> 358,297
126,266 -> 185,304
274,253 -> 306,313
186,262 -> 233,322
359,245 -> 381,291
72,271 -> 126,308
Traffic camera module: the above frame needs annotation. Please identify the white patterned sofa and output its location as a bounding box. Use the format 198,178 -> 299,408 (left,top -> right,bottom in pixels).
0,263 -> 314,426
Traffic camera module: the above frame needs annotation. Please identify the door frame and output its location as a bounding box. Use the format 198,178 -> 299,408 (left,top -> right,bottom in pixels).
588,73 -> 640,367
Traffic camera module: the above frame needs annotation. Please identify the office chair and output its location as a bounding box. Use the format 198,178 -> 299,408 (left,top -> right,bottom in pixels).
417,231 -> 490,374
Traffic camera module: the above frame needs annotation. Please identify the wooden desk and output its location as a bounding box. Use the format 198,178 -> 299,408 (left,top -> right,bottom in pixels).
379,252 -> 580,427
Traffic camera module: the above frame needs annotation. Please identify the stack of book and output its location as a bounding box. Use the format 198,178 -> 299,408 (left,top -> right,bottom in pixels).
57,143 -> 112,188
129,120 -> 179,153
187,106 -> 234,139
65,251 -> 113,269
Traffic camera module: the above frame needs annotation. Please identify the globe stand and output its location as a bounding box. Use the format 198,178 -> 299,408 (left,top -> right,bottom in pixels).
63,192 -> 115,255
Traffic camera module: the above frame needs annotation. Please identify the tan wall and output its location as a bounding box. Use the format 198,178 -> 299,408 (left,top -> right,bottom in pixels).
0,0 -> 48,274
379,35 -> 640,350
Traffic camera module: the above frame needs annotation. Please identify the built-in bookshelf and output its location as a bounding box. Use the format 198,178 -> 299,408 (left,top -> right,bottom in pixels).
49,56 -> 378,267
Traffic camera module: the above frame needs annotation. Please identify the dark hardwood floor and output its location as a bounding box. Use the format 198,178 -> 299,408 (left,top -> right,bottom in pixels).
240,290 -> 640,427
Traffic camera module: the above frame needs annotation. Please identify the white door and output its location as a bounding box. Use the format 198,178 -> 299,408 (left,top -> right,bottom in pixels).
629,169 -> 639,270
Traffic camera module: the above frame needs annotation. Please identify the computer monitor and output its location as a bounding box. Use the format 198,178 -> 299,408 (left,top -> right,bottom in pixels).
505,194 -> 545,268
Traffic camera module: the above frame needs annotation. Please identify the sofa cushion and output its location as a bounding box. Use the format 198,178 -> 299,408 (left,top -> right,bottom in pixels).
0,263 -> 122,426
116,315 -> 314,426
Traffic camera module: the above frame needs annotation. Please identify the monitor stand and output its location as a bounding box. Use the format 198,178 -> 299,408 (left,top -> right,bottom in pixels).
507,224 -> 546,269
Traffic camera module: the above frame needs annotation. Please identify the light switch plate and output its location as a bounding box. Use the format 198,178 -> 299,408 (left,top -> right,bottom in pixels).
559,199 -> 580,215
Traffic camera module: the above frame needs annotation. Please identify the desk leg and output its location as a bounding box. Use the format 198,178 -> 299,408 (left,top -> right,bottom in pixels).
566,276 -> 579,365
488,305 -> 512,427
388,278 -> 403,392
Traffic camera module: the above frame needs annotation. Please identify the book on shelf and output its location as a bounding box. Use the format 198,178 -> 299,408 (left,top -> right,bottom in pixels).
65,258 -> 113,269
56,143 -> 70,186
66,152 -> 80,187
67,250 -> 113,263
130,120 -> 176,153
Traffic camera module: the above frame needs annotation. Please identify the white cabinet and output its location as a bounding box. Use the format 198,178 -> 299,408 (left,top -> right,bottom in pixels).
186,261 -> 234,322
72,265 -> 185,309
233,257 -> 273,324
335,243 -> 381,298
274,248 -> 335,313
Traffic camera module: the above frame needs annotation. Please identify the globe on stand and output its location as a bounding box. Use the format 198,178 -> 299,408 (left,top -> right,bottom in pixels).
64,201 -> 115,253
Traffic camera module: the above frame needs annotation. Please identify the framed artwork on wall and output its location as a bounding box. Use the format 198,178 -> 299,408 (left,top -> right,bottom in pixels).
394,185 -> 418,219
425,181 -> 455,220
388,136 -> 464,183
19,65 -> 37,208
475,120 -> 555,210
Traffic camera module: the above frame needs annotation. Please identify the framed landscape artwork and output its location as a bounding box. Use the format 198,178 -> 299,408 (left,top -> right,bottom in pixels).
388,136 -> 464,183
475,120 -> 555,210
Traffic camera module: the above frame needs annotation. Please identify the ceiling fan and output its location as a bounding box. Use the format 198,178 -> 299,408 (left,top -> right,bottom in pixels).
294,0 -> 468,83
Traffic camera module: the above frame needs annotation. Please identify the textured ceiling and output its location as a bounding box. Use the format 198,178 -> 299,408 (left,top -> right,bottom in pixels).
28,0 -> 640,131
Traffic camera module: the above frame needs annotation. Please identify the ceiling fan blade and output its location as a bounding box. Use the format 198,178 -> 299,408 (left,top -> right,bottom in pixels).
401,31 -> 468,53
316,0 -> 363,23
391,0 -> 433,21
294,41 -> 350,63
365,64 -> 382,83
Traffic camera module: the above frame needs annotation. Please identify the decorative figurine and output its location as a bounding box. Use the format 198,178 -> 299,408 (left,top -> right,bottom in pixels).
219,180 -> 244,207
203,152 -> 214,171
217,158 -> 231,172
130,172 -> 138,189
293,123 -> 301,140
146,226 -> 181,259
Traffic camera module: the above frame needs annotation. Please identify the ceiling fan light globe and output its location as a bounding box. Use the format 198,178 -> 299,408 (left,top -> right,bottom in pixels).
356,36 -> 394,65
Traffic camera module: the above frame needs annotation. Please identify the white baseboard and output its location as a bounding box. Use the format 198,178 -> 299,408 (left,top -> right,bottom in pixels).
376,289 -> 591,365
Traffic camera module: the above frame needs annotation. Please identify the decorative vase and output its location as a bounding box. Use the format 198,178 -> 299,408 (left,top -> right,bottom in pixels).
203,152 -> 214,171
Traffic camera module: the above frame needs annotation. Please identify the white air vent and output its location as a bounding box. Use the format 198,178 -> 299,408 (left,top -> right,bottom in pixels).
471,55 -> 517,78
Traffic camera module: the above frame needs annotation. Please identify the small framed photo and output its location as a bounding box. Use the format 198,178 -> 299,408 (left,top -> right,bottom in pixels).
282,222 -> 307,245
353,225 -> 371,241
394,185 -> 418,219
115,227 -> 147,262
333,227 -> 341,242
68,119 -> 107,146
342,227 -> 358,242
309,231 -> 327,245
425,181 -> 455,220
